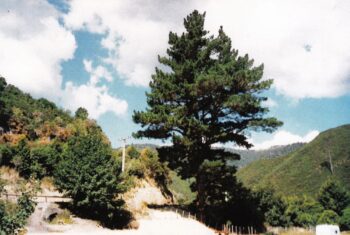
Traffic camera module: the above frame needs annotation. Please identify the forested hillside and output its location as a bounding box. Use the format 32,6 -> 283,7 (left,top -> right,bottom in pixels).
237,124 -> 350,196
227,142 -> 305,168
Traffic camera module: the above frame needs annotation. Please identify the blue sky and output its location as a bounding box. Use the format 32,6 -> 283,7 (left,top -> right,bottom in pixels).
1,0 -> 349,148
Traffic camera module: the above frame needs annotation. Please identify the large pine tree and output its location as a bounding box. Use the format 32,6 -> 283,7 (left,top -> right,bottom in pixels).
133,10 -> 282,214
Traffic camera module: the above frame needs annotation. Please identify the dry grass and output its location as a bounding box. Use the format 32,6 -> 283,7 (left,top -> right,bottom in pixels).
280,231 -> 313,235
0,166 -> 20,183
40,177 -> 55,191
279,229 -> 350,235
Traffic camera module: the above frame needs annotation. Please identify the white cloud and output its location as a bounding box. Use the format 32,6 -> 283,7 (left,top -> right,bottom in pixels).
252,130 -> 319,150
0,0 -> 75,99
61,61 -> 128,119
64,0 -> 196,87
64,0 -> 350,99
0,0 -> 128,119
83,59 -> 113,85
200,0 -> 350,99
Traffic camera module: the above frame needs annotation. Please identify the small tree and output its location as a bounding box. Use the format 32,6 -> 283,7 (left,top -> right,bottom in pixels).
75,107 -> 89,120
318,179 -> 350,215
54,127 -> 127,227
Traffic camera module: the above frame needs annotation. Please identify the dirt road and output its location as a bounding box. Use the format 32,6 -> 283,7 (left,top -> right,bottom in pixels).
27,208 -> 216,235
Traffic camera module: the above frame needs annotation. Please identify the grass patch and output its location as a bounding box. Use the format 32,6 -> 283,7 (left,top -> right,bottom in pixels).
49,209 -> 73,225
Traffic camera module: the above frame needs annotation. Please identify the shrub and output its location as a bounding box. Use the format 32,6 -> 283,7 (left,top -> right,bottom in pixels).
285,196 -> 323,227
140,148 -> 170,187
318,179 -> 350,215
0,192 -> 36,235
127,159 -> 145,178
340,207 -> 350,230
0,144 -> 13,166
126,145 -> 140,159
254,188 -> 289,227
317,210 -> 340,225
54,129 -> 129,228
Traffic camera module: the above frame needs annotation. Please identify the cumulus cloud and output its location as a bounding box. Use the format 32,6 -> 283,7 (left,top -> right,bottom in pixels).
61,61 -> 128,119
64,0 -> 350,99
252,130 -> 319,150
0,0 -> 128,119
64,0 -> 196,87
0,0 -> 75,99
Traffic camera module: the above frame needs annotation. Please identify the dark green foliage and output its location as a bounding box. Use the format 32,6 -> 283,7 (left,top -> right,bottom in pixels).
75,107 -> 89,120
318,179 -> 350,215
126,145 -> 140,159
11,140 -> 31,178
284,196 -> 323,227
193,160 -> 238,223
0,144 -> 13,166
238,125 -> 350,196
28,144 -> 61,178
253,188 -> 289,227
133,10 -> 281,217
0,181 -> 36,235
54,129 -> 128,227
340,207 -> 350,230
317,210 -> 340,224
9,140 -> 60,179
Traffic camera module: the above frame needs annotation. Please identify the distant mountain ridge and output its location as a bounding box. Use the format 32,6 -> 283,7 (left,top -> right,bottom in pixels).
226,142 -> 305,168
237,124 -> 350,197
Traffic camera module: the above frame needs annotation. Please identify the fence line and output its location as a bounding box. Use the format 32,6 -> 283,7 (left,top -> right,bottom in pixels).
1,193 -> 71,203
149,205 -> 258,235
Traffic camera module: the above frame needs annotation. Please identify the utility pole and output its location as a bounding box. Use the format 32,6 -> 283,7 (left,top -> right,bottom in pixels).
119,137 -> 130,172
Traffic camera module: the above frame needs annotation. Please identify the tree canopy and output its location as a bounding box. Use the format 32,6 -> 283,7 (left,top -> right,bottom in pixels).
133,10 -> 282,176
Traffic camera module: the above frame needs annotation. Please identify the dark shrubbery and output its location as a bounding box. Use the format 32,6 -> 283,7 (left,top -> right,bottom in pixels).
54,128 -> 130,228
318,179 -> 350,215
5,139 -> 61,179
340,207 -> 350,230
0,180 -> 36,235
251,179 -> 350,229
317,210 -> 340,224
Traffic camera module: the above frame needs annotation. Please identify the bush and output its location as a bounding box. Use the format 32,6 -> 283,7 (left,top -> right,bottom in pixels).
140,148 -> 170,188
317,210 -> 340,225
11,140 -> 60,179
0,144 -> 13,166
0,192 -> 36,235
340,207 -> 350,230
254,188 -> 289,227
54,129 -> 129,228
127,158 -> 146,178
126,145 -> 140,159
285,196 -> 323,227
318,179 -> 350,215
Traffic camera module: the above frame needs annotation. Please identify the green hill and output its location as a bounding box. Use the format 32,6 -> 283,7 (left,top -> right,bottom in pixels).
227,142 -> 305,168
237,124 -> 350,197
